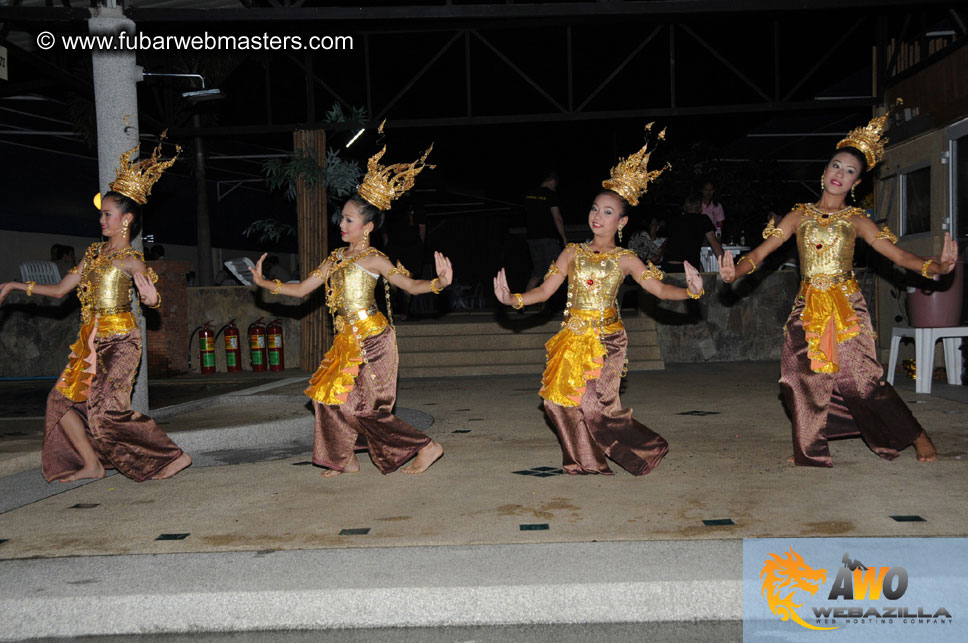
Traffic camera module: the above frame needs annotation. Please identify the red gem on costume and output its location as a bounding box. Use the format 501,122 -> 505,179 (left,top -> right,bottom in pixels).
816,244 -> 823,249
586,279 -> 594,285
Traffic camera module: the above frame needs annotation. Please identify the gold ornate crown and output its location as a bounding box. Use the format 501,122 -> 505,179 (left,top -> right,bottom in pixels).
357,141 -> 434,211
602,123 -> 670,206
836,99 -> 902,169
109,131 -> 181,205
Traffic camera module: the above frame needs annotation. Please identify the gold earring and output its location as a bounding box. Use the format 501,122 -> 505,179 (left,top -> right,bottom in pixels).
850,185 -> 856,201
618,226 -> 623,242
122,220 -> 130,234
363,229 -> 370,246
820,174 -> 825,191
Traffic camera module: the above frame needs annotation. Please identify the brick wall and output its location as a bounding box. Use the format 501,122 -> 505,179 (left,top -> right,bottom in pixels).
145,260 -> 192,377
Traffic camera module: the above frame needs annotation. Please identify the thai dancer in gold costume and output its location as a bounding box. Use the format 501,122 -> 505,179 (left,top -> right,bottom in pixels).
719,103 -> 958,467
493,125 -> 703,475
250,141 -> 449,477
0,139 -> 191,482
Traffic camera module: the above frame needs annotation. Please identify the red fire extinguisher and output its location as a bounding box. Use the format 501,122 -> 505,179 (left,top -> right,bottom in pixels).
220,319 -> 242,373
197,321 -> 216,375
267,318 -> 285,371
249,317 -> 268,372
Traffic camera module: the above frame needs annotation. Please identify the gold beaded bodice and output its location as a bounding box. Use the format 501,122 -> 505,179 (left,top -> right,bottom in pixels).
795,204 -> 863,279
76,242 -> 142,323
323,247 -> 382,317
566,243 -> 635,312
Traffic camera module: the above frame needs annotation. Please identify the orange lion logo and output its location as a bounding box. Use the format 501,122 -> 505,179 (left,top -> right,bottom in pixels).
761,547 -> 837,631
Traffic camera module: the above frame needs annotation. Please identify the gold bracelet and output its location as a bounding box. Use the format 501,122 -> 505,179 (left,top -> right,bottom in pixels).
429,278 -> 443,295
737,256 -> 757,273
687,287 -> 704,300
148,291 -> 162,309
511,293 -> 524,310
25,281 -> 36,297
271,279 -> 282,295
921,259 -> 935,278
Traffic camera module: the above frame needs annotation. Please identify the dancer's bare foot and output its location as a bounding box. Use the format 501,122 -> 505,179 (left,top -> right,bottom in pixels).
787,455 -> 795,464
152,453 -> 192,479
913,431 -> 937,462
60,462 -> 105,482
402,441 -> 444,474
321,453 -> 360,478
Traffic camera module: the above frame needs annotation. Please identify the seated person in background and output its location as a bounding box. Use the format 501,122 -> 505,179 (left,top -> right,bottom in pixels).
263,255 -> 292,282
50,244 -> 77,279
660,193 -> 723,273
627,214 -> 665,264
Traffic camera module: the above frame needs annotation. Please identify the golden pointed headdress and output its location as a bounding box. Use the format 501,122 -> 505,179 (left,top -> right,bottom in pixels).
108,131 -> 182,205
836,99 -> 902,170
356,122 -> 434,211
602,123 -> 670,206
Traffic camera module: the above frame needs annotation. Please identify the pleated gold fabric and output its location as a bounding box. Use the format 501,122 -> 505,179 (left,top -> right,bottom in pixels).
540,308 -> 624,407
544,330 -> 668,475
797,278 -> 861,373
305,312 -> 388,405
311,326 -> 431,474
43,328 -> 185,482
780,291 -> 923,467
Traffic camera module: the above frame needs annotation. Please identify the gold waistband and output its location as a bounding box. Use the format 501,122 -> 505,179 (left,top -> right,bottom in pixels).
562,307 -> 622,334
800,272 -> 857,293
95,312 -> 137,337
333,308 -> 383,334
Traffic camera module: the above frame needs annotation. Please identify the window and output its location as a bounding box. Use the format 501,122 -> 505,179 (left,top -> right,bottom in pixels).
900,164 -> 931,236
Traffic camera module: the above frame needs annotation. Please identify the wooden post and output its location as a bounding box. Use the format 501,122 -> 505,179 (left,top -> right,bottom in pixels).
294,129 -> 330,372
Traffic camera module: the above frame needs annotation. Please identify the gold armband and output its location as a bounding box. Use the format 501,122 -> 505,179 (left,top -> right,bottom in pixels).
25,281 -> 36,297
68,265 -> 79,275
874,225 -> 898,245
511,293 -> 524,310
762,217 -> 785,240
149,292 -> 162,309
543,262 -> 561,281
738,256 -> 757,273
687,287 -> 705,300
388,261 -> 412,279
309,261 -> 327,281
921,259 -> 935,278
639,261 -> 665,282
429,278 -> 443,295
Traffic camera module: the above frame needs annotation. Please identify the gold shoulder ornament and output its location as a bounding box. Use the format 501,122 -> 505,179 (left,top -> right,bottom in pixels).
640,261 -> 665,282
873,225 -> 898,245
543,262 -> 561,281
388,261 -> 412,278
762,216 -> 785,240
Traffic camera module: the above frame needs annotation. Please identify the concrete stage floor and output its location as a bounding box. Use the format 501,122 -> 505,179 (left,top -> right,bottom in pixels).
1,362 -> 965,640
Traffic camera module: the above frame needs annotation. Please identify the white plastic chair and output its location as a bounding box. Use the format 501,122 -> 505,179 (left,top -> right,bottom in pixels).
19,261 -> 61,285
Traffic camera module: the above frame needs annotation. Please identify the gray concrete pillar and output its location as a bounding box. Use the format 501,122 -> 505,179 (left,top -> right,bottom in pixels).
89,6 -> 150,413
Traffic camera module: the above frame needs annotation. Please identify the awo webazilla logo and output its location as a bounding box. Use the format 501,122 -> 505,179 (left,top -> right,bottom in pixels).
760,547 -> 953,631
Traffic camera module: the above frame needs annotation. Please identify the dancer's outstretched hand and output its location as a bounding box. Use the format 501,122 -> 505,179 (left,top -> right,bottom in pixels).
134,271 -> 159,306
249,252 -> 268,284
718,252 -> 736,284
939,232 -> 959,275
683,261 -> 703,296
493,268 -> 513,306
0,282 -> 15,306
434,251 -> 454,287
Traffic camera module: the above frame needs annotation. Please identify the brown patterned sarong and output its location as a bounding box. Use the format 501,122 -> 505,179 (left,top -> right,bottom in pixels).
312,326 -> 431,474
780,291 -> 923,467
543,329 -> 668,475
42,328 -> 185,482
